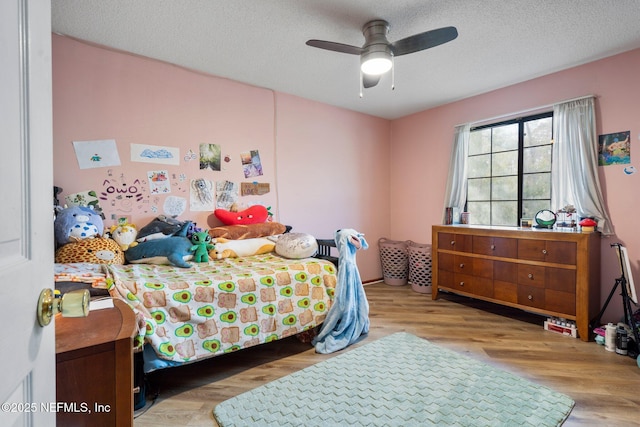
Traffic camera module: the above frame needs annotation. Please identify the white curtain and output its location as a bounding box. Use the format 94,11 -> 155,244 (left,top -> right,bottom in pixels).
552,97 -> 613,235
442,124 -> 470,224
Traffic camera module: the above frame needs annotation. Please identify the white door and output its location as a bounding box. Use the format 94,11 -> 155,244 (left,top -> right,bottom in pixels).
0,1 -> 55,426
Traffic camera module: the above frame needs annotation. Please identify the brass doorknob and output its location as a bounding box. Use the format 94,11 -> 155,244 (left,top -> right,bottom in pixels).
37,288 -> 90,327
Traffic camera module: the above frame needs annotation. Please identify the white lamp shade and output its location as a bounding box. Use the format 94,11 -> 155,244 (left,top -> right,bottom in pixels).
360,47 -> 392,75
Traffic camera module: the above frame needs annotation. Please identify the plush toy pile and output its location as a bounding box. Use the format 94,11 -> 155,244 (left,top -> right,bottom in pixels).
54,203 -> 319,268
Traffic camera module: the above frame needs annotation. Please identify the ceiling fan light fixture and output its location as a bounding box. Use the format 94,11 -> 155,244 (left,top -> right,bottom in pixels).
360,47 -> 392,75
306,18 -> 458,90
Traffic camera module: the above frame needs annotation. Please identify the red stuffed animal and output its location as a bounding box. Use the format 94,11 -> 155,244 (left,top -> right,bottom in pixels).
214,205 -> 269,225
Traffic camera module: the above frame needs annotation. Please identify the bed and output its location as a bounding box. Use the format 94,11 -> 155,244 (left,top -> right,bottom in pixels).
54,241 -> 338,373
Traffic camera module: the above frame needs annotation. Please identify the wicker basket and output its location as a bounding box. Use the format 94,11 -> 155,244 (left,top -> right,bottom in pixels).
378,238 -> 409,286
407,241 -> 432,294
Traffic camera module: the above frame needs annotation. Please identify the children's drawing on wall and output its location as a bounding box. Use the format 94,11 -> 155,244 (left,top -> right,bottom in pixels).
216,180 -> 238,209
65,190 -> 103,216
163,195 -> 187,217
147,170 -> 171,194
240,150 -> 263,178
168,173 -> 189,195
598,131 -> 630,166
131,143 -> 180,165
73,139 -> 121,169
200,143 -> 221,171
184,149 -> 197,162
99,176 -> 145,215
190,178 -> 214,211
241,182 -> 270,196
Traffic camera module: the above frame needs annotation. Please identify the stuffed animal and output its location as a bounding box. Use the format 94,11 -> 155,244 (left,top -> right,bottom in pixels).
313,229 -> 369,354
108,222 -> 138,250
190,231 -> 214,262
136,215 -> 184,242
125,222 -> 193,268
55,237 -> 124,264
214,205 -> 269,225
270,233 -> 318,259
54,206 -> 104,247
209,222 -> 288,240
209,237 -> 275,259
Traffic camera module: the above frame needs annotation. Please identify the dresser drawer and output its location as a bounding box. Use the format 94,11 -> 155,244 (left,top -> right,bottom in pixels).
437,269 -> 492,297
438,232 -> 472,253
494,261 -> 517,283
518,285 -> 546,310
517,264 -> 576,292
545,268 -> 576,293
438,252 -> 454,272
452,273 -> 493,297
545,289 -> 576,315
473,236 -> 517,258
518,239 -> 577,264
494,280 -> 517,303
473,258 -> 493,279
452,273 -> 474,292
517,264 -> 546,288
454,255 -> 474,275
437,269 -> 454,288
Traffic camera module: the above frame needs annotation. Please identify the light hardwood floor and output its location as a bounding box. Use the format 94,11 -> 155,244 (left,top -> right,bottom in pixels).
134,282 -> 640,427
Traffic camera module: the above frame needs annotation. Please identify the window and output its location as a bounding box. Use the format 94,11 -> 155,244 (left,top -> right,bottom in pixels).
466,112 -> 553,226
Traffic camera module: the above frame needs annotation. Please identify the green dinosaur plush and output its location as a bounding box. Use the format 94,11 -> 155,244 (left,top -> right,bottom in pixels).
190,231 -> 214,262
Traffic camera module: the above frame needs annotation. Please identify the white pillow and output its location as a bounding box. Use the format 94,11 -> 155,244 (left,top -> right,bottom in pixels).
273,233 -> 318,259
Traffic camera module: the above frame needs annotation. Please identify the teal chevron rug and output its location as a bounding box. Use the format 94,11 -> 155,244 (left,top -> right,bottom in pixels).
213,332 -> 574,427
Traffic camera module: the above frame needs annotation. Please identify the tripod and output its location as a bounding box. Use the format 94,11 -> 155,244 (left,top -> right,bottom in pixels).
591,243 -> 640,358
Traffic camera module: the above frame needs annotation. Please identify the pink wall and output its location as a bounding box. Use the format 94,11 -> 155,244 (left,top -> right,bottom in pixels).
274,93 -> 391,276
53,32 -> 640,321
390,48 -> 640,323
52,35 -> 390,281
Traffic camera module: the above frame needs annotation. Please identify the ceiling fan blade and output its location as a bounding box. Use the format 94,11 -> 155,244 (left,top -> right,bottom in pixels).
363,74 -> 380,89
306,39 -> 363,55
391,26 -> 458,56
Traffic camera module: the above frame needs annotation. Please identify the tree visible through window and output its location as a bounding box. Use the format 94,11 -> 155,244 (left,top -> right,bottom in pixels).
466,113 -> 553,226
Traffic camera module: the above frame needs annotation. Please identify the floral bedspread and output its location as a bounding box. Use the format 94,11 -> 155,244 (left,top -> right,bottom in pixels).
106,254 -> 337,363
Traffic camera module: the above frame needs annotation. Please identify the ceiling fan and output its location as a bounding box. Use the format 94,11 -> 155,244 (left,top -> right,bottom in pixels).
306,20 -> 458,92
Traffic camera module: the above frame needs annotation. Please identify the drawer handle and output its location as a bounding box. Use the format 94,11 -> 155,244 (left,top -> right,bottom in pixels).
528,273 -> 533,279
459,263 -> 465,268
528,295 -> 533,300
491,244 -> 496,250
451,241 -> 455,246
542,249 -> 547,255
459,281 -> 464,286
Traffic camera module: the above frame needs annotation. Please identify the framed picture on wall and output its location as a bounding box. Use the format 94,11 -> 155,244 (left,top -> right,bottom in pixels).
598,131 -> 630,166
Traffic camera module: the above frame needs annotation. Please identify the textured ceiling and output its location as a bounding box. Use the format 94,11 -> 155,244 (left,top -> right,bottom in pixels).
51,0 -> 640,119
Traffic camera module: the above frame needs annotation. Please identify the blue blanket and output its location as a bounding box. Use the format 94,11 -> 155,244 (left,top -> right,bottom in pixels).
313,228 -> 369,353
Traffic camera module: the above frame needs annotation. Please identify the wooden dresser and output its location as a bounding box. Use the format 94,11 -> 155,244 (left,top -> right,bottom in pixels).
432,225 -> 601,341
56,298 -> 136,427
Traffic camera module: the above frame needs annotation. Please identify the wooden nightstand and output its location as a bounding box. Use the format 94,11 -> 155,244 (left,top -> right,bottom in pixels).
56,298 -> 136,427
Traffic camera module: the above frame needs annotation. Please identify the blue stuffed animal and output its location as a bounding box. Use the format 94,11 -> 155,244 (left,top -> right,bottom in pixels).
54,206 -> 104,248
125,221 -> 194,268
312,228 -> 369,354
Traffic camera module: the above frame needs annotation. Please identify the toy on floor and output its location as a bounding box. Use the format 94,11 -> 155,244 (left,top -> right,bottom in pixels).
190,231 -> 214,262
